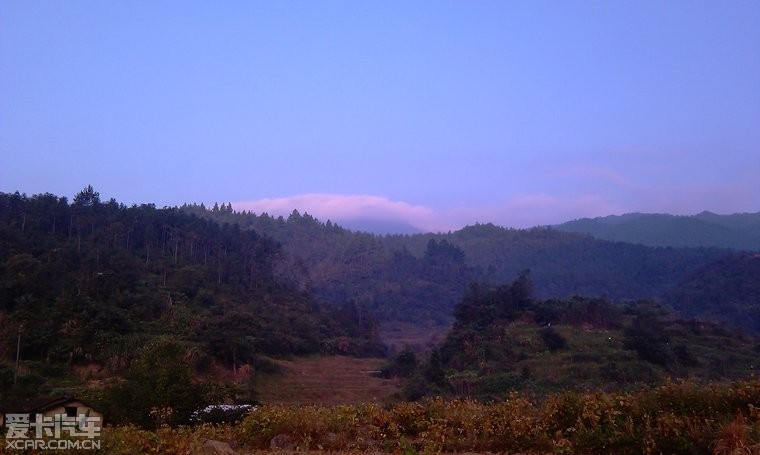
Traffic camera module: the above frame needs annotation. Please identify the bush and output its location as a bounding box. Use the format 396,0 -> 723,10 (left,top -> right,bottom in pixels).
380,347 -> 418,378
190,404 -> 255,425
540,326 -> 567,351
103,338 -> 208,427
623,313 -> 672,366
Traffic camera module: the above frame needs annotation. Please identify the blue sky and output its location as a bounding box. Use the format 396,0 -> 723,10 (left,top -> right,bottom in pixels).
1,1 -> 758,231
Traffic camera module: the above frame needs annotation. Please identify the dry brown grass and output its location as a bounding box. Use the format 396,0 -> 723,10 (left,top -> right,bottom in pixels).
379,320 -> 449,352
254,356 -> 401,406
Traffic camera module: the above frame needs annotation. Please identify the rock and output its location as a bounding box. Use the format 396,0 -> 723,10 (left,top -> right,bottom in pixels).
203,439 -> 236,455
318,432 -> 339,448
270,433 -> 295,451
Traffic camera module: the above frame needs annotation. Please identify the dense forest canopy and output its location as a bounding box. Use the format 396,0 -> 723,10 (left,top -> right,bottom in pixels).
665,253 -> 760,334
0,188 -> 383,405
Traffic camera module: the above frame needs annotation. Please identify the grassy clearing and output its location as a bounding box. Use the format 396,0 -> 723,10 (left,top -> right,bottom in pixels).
379,320 -> 450,352
253,356 -> 401,405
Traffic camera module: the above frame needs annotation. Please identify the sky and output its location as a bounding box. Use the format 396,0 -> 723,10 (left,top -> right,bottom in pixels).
1,1 -> 758,232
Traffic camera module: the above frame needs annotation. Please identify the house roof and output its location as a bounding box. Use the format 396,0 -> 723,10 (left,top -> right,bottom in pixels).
0,396 -> 100,414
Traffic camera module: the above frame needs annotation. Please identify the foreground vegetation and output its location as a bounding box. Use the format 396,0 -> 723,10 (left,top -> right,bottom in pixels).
3,379 -> 759,454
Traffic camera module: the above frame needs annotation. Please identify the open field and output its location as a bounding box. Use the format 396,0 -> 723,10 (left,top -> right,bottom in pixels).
254,356 -> 401,405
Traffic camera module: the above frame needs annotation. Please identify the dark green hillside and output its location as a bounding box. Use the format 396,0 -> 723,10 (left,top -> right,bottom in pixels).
665,253 -> 760,334
440,223 -> 723,300
383,223 -> 725,302
0,189 -> 383,401
185,206 -> 725,332
398,275 -> 759,400
555,211 -> 760,250
182,204 -> 478,327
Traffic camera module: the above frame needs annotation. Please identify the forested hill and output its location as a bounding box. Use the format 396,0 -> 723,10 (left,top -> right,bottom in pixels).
0,188 -> 384,393
386,223 -> 724,301
395,275 -> 760,400
183,204 -> 728,332
665,253 -> 760,334
182,203 -> 476,326
554,212 -> 760,250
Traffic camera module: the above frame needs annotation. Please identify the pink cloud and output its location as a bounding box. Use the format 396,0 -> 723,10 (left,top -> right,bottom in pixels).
232,183 -> 757,234
233,192 -> 627,233
233,194 -> 439,230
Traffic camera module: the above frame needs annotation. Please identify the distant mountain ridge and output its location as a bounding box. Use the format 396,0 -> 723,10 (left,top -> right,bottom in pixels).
554,211 -> 760,251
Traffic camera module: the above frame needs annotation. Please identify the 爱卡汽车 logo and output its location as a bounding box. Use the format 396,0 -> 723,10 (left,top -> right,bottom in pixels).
4,412 -> 101,451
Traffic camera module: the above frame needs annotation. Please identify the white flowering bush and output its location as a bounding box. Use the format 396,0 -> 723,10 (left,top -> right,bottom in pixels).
190,404 -> 255,425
